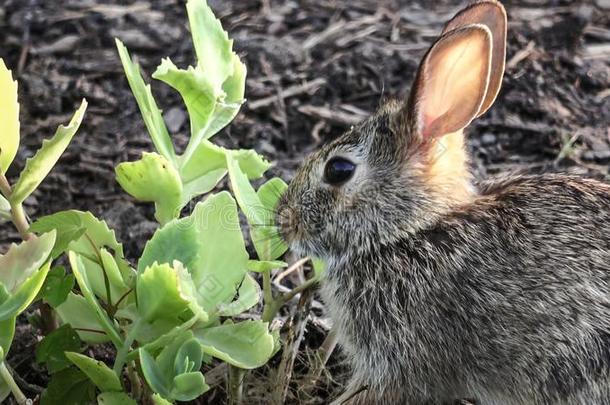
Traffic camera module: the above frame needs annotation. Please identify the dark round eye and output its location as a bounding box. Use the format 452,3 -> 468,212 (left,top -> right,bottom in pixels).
323,157 -> 356,185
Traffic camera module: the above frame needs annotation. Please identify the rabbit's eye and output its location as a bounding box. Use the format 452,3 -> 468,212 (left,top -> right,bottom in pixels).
324,157 -> 356,185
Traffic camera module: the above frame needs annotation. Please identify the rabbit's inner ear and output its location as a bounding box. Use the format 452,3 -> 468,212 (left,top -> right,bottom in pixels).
441,0 -> 507,117
405,24 -> 492,141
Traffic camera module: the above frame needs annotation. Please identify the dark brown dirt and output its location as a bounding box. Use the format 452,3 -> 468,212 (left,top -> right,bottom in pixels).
0,0 -> 609,403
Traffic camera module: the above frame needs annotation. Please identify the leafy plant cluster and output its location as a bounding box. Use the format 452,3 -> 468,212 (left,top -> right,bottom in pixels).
0,1 -> 320,404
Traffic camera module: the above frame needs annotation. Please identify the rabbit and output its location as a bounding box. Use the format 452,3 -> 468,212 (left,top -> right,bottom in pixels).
276,1 -> 610,404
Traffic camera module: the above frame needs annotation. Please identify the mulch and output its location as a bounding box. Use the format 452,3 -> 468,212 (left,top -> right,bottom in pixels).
0,0 -> 609,403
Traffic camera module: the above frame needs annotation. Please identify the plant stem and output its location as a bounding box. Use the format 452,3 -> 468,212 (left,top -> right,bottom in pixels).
0,361 -> 29,405
0,173 -> 31,240
127,361 -> 143,401
227,365 -> 245,405
113,319 -> 143,375
262,277 -> 319,323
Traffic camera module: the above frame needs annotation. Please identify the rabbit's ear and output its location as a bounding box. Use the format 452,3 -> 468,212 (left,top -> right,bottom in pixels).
404,24 -> 493,140
442,0 -> 507,116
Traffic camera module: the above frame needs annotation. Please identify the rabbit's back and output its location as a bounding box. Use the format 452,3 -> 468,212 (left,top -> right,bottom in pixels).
324,174 -> 610,404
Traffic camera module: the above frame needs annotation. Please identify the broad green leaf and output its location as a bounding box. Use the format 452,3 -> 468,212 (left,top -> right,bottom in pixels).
11,100 -> 87,205
152,394 -> 173,405
36,324 -> 82,374
178,141 -> 269,206
247,260 -> 287,273
68,252 -> 122,347
216,274 -> 260,317
226,154 -> 286,260
258,177 -> 288,210
41,266 -> 75,308
178,0 -> 247,160
171,372 -> 209,401
0,261 -> 50,322
65,352 -> 122,392
194,320 -> 275,369
153,59 -> 216,140
30,210 -> 87,259
233,149 -> 270,179
31,210 -> 133,284
56,293 -> 109,344
0,230 -> 55,293
154,331 -> 193,380
139,192 -> 249,312
0,317 -> 15,355
174,338 -> 203,375
40,367 -> 97,405
115,39 -> 176,165
139,349 -> 171,398
187,0 -> 234,93
181,168 -> 226,207
0,59 -> 19,175
116,152 -> 183,225
173,261 -> 208,322
97,392 -> 137,405
137,262 -> 190,322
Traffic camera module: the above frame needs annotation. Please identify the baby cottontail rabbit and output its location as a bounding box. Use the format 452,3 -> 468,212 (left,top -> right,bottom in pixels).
277,1 -> 610,404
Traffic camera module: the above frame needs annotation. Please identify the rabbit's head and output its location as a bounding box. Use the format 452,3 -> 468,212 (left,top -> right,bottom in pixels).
277,1 -> 507,260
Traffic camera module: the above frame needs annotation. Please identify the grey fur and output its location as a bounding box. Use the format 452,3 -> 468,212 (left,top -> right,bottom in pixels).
276,3 -> 610,404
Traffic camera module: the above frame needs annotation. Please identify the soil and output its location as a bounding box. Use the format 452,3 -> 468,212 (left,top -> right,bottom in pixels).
0,0 -> 609,404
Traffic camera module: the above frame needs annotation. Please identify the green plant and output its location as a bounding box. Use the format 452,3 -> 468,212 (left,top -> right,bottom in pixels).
0,58 -> 87,403
0,1 -> 321,404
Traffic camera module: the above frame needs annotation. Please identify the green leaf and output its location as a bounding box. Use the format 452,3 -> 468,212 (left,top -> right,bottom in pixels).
258,177 -> 288,211
31,210 -> 133,285
97,392 -> 137,405
233,149 -> 270,179
139,349 -> 171,398
216,274 -> 260,317
0,195 -> 10,222
139,192 -> 249,312
0,261 -> 50,322
36,324 -> 82,374
0,317 -> 15,356
152,394 -> 173,405
312,257 -> 326,278
178,0 -> 247,161
42,266 -> 75,308
30,210 -> 87,259
68,252 -> 122,347
0,59 -> 19,175
56,293 -> 109,344
246,260 -> 287,273
187,0 -> 234,93
10,100 -> 87,205
174,338 -> 203,375
0,230 -> 55,293
116,152 -> 183,225
65,352 -> 122,392
194,320 -> 275,369
115,39 -> 176,165
226,154 -> 286,260
153,59 -> 217,140
40,367 -> 97,405
177,141 -> 270,207
171,372 -> 209,402
137,262 -> 190,322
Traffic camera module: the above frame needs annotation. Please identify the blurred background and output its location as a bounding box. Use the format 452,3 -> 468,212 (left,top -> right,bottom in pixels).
0,0 -> 608,401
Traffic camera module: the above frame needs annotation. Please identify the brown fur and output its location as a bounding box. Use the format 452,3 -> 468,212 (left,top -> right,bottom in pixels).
276,2 -> 610,404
